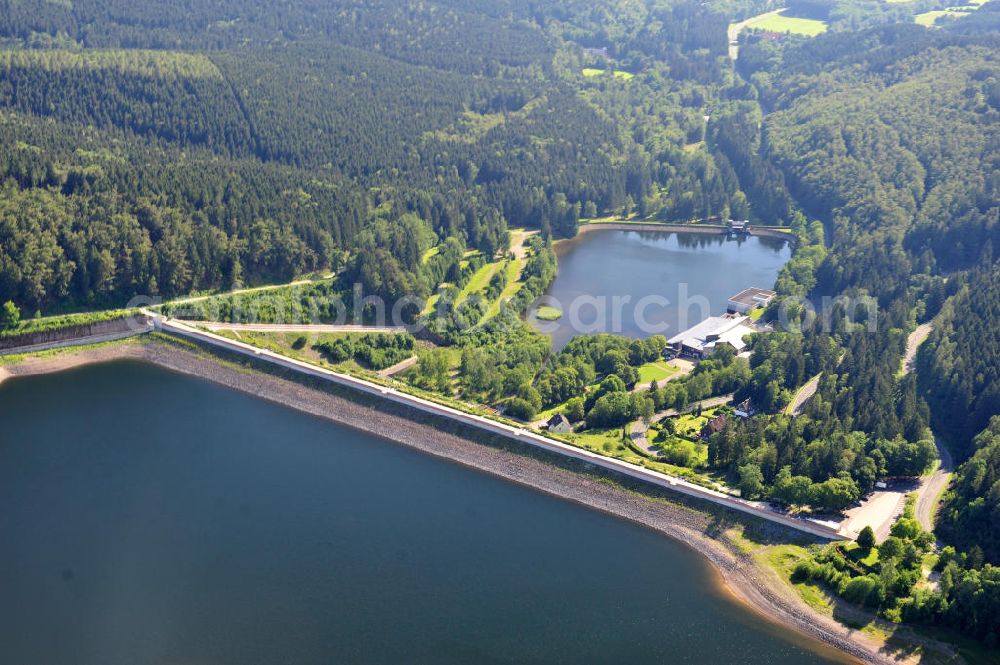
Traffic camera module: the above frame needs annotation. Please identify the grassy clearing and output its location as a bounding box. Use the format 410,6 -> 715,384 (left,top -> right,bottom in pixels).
636,360 -> 677,384
210,329 -> 414,375
582,68 -> 634,80
647,431 -> 710,468
483,256 -> 527,320
458,249 -> 482,271
213,330 -> 360,373
427,109 -> 507,143
455,258 -> 503,303
534,400 -> 572,423
670,407 -> 720,439
915,0 -> 986,27
421,291 -> 441,317
756,543 -> 838,614
535,305 -> 563,321
421,245 -> 440,265
915,8 -> 969,25
747,10 -> 827,35
554,427 -> 717,487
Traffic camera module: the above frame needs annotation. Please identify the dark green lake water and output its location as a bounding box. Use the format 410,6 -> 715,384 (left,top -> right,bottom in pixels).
538,230 -> 791,349
0,361 -> 846,665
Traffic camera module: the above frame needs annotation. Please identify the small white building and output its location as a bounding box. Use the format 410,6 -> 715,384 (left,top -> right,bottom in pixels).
667,315 -> 756,359
727,287 -> 776,315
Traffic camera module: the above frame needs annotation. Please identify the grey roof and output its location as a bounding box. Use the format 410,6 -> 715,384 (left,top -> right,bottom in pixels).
728,287 -> 776,307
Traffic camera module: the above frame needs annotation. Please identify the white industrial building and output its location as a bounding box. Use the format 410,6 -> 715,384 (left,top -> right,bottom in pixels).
727,287 -> 776,314
667,315 -> 756,359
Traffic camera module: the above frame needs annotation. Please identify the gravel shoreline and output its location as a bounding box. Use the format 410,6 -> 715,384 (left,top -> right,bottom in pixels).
2,339 -> 909,665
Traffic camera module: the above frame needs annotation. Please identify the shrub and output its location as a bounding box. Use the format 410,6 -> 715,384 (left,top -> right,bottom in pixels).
791,560 -> 815,583
504,397 -> 537,421
857,526 -> 876,553
662,440 -> 698,468
840,575 -> 882,607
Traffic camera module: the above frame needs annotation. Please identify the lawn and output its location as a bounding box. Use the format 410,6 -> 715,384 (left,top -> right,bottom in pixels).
748,307 -> 765,321
534,400 -> 572,423
647,433 -> 709,468
555,427 -> 716,485
213,329 -> 359,372
843,542 -> 880,570
671,407 -> 720,439
582,68 -> 634,80
636,360 -> 678,384
748,10 -> 827,36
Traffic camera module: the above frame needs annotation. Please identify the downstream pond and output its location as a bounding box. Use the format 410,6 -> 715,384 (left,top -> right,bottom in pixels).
537,229 -> 791,350
0,361 -> 847,665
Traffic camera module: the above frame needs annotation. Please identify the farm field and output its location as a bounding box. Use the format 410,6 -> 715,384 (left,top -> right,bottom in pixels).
915,7 -> 968,25
747,10 -> 828,36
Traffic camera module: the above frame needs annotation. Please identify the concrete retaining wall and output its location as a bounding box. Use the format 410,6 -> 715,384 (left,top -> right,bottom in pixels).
750,227 -> 799,244
0,316 -> 147,352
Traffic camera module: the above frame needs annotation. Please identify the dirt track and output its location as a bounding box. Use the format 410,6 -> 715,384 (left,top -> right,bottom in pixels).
916,436 -> 954,532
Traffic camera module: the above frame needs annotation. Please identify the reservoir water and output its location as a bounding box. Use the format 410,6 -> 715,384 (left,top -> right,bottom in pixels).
0,361 -> 846,665
538,230 -> 791,349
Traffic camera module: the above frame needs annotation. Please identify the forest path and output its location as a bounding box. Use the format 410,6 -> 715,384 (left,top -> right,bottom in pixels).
915,435 -> 954,533
901,322 -> 933,376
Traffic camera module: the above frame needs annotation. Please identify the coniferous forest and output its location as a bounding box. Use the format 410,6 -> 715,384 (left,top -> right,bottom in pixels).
2,0 -> 1000,653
